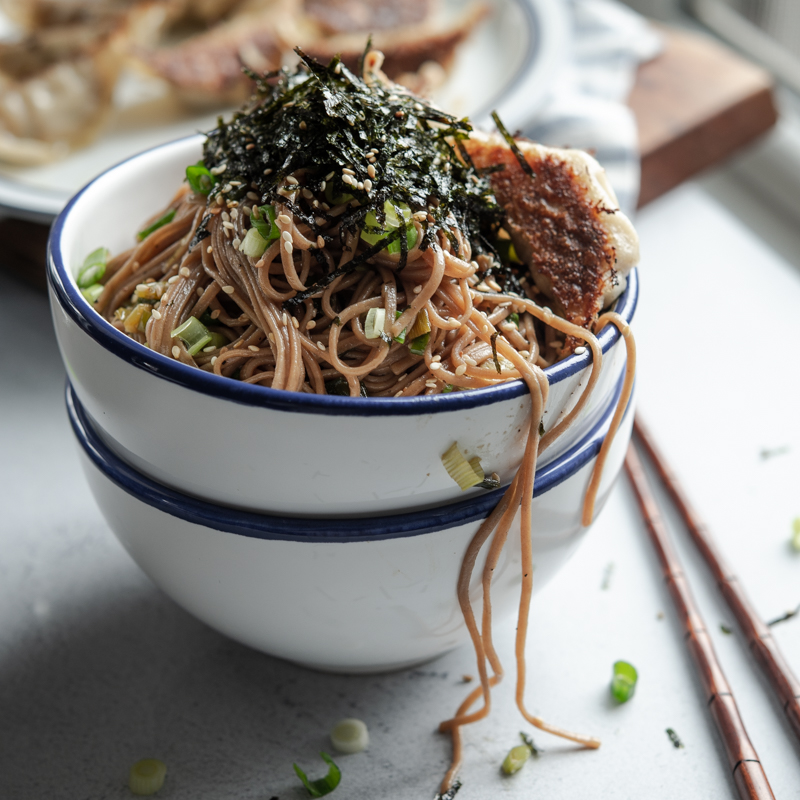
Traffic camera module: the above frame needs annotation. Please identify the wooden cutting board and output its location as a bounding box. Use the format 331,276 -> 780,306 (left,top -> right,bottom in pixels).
0,24 -> 779,291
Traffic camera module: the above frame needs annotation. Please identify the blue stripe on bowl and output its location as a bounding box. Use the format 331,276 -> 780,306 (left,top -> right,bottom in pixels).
66,371 -> 631,543
47,135 -> 638,419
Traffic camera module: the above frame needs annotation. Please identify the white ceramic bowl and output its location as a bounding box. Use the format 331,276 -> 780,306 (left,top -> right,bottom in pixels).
67,377 -> 634,673
48,136 -> 638,516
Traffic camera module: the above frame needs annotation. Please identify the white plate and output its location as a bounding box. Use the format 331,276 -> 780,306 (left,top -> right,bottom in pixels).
0,0 -> 568,222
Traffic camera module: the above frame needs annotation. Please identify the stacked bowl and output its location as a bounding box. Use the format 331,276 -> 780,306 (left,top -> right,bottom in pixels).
48,136 -> 638,673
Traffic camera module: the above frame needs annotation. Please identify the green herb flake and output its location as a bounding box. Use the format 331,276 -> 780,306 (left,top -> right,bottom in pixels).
665,728 -> 684,749
610,660 -> 637,703
293,752 -> 341,797
138,209 -> 176,241
77,247 -> 110,288
720,624 -> 732,635
251,204 -> 280,242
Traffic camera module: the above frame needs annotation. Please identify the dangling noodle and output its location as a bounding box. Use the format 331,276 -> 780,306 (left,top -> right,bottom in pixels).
89,50 -> 638,794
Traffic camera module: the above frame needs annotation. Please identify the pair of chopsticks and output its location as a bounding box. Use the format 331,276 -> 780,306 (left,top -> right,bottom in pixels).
625,417 -> 800,800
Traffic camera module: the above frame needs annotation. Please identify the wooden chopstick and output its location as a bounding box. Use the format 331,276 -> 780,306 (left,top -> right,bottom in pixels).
624,444 -> 776,800
633,416 -> 800,743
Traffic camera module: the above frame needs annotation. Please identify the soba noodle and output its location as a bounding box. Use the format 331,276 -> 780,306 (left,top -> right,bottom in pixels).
84,50 -> 638,794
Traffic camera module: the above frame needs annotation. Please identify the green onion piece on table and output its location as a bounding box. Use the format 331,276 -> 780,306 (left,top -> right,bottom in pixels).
501,744 -> 531,775
138,209 -> 176,241
364,307 -> 386,340
293,752 -> 341,797
251,205 -> 280,243
77,247 -> 110,288
185,161 -> 216,195
330,718 -> 369,754
128,758 -> 167,796
81,283 -> 104,304
171,316 -> 212,356
792,517 -> 800,552
610,660 -> 638,703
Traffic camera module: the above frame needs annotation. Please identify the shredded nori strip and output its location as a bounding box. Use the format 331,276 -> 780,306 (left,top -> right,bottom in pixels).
188,214 -> 213,251
491,110 -> 535,179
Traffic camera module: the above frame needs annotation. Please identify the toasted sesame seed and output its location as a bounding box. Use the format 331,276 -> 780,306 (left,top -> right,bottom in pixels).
284,241 -> 293,254
367,164 -> 376,179
202,345 -> 216,353
171,346 -> 180,358
278,213 -> 291,224
242,207 -> 251,216
482,325 -> 489,334
455,364 -> 467,376
357,181 -> 364,191
292,316 -> 299,328
281,230 -> 292,242
431,354 -> 442,362
245,143 -> 256,150
179,266 -> 190,277
316,341 -> 326,351
151,309 -> 162,320
168,275 -> 179,284
325,171 -> 335,180
430,362 -> 442,371
222,285 -> 235,294
263,168 -> 273,175
302,188 -> 314,199
210,309 -> 220,319
317,235 -> 325,248
363,179 -> 372,192
425,381 -> 437,389
395,111 -> 404,118
221,211 -> 231,222
307,320 -> 316,330
210,356 -> 217,366
268,332 -> 275,343
285,176 -> 299,185
394,390 -> 404,397
222,221 -> 235,229
334,62 -> 342,74
230,208 -> 238,220
248,345 -> 259,352
229,180 -> 242,186
574,346 -> 587,355
210,163 -> 227,175
342,167 -> 355,176
413,285 -> 422,294
246,192 -> 259,201
282,312 -> 289,326
232,237 -> 241,248
197,288 -> 204,297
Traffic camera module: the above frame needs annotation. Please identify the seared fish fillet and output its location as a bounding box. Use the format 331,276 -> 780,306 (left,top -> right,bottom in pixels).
464,131 -> 639,333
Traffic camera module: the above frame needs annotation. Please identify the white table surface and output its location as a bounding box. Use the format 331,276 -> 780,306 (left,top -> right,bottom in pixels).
2,181 -> 800,799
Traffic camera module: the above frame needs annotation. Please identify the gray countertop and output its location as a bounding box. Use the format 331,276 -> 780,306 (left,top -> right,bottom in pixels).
3,181 -> 800,799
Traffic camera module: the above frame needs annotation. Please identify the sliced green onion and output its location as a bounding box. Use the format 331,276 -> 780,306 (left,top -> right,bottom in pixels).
77,246 -> 109,288
408,332 -> 429,356
407,308 -> 431,341
792,517 -> 800,552
123,304 -> 151,334
81,283 -> 104,304
468,456 -> 485,481
509,312 -> 520,326
185,160 -> 216,195
330,718 -> 369,754
360,199 -> 417,252
171,316 -> 212,356
441,442 -> 485,491
239,227 -> 269,258
293,752 -> 341,797
393,309 -> 407,344
251,205 -> 280,243
501,744 -> 530,775
610,660 -> 638,703
138,209 -> 176,242
442,384 -> 455,393
364,307 -> 385,340
128,758 -> 167,796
